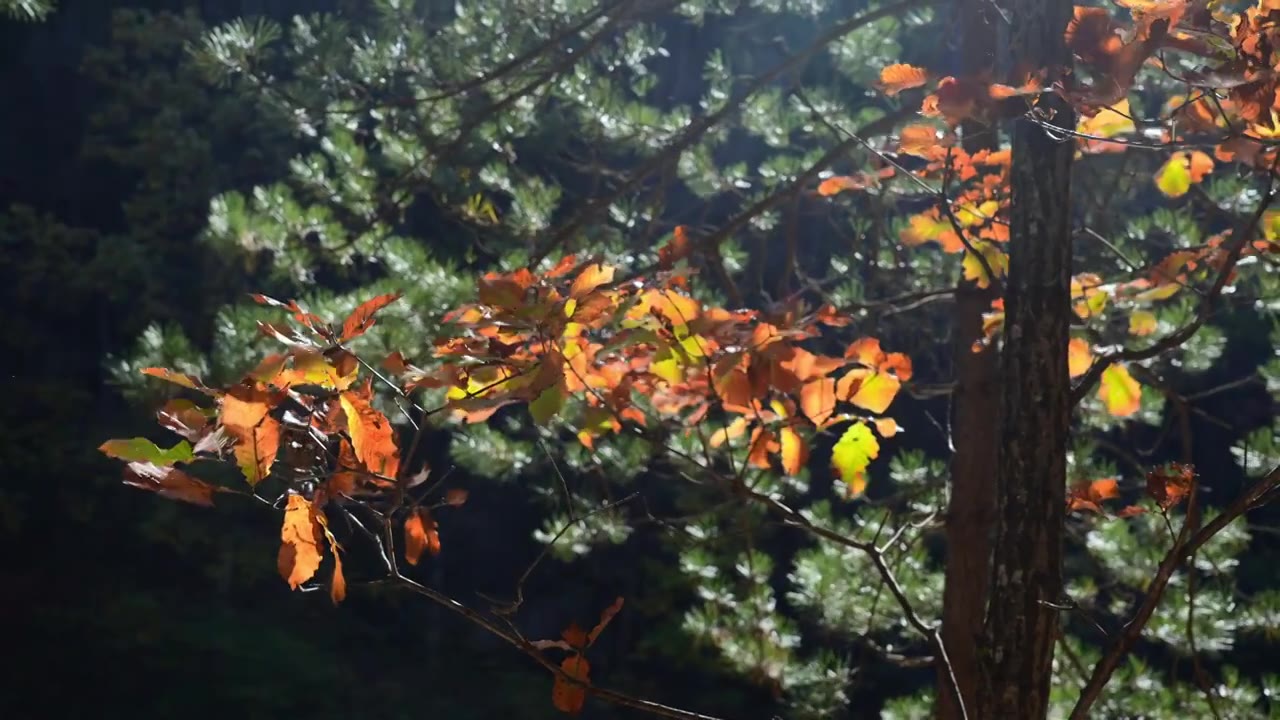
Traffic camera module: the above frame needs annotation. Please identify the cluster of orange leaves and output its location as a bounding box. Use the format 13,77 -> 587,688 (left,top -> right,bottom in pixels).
387,231 -> 910,492
1068,461 -> 1195,516
98,232 -> 918,713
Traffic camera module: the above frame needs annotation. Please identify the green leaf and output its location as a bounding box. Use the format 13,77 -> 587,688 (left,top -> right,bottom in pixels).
529,384 -> 564,426
831,422 -> 879,497
99,437 -> 195,466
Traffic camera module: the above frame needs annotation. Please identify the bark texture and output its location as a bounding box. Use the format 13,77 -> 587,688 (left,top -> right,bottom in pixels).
935,2 -> 999,718
979,0 -> 1075,714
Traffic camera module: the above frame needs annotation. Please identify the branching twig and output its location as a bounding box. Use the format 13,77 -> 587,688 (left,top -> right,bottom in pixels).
1068,465 -> 1280,719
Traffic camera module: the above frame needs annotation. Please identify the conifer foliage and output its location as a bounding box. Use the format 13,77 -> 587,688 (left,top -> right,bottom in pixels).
96,0 -> 1280,717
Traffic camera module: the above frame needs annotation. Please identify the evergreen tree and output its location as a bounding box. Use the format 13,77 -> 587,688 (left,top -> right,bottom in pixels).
95,0 -> 1280,717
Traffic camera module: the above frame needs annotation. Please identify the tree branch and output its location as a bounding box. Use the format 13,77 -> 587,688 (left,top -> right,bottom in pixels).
1067,465 -> 1280,720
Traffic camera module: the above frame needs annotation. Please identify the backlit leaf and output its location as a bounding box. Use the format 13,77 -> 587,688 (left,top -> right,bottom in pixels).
878,63 -> 928,95
780,426 -> 808,476
404,507 -> 441,564
1068,338 -> 1092,378
99,437 -> 194,466
1129,310 -> 1158,336
141,367 -> 214,394
898,124 -> 940,157
278,494 -> 324,590
340,387 -> 400,479
1098,363 -> 1141,416
831,422 -> 880,497
569,263 -> 615,299
340,292 -> 402,342
1146,462 -> 1194,511
1154,151 -> 1211,198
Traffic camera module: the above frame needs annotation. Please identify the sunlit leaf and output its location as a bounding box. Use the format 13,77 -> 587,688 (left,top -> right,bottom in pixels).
404,507 -> 440,564
1129,310 -> 1158,336
1098,363 -> 1141,416
278,494 -> 324,590
99,437 -> 194,466
340,386 -> 400,479
1068,338 -> 1092,379
780,426 -> 808,476
340,292 -> 402,342
831,422 -> 880,496
878,63 -> 928,95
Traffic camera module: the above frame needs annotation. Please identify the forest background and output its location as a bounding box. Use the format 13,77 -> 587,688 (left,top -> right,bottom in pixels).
3,0 -> 1280,718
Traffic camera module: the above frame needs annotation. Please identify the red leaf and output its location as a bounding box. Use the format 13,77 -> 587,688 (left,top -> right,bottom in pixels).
340,292 -> 402,342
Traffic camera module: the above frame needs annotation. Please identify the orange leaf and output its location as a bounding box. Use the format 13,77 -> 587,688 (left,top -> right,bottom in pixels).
817,175 -> 868,196
800,377 -> 837,427
122,462 -> 217,506
340,292 -> 402,342
330,549 -> 347,605
278,494 -> 325,590
569,263 -> 615,299
878,63 -> 928,95
779,426 -> 808,476
404,507 -> 441,564
898,123 -> 941,157
552,654 -> 590,715
1146,462 -> 1194,511
587,597 -> 624,647
1068,478 -> 1120,513
339,386 -> 401,479
562,622 -> 589,650
1068,338 -> 1092,378
873,417 -> 901,438
141,367 -> 214,394
659,226 -> 693,269
232,415 -> 280,486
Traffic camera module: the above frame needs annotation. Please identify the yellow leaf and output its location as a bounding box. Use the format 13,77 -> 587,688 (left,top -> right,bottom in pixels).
1154,151 -> 1211,198
1068,338 -> 1092,379
1129,310 -> 1158,336
1131,283 -> 1180,303
340,388 -> 401,478
710,416 -> 750,447
851,373 -> 900,414
779,426 -> 808,476
962,242 -> 1008,288
900,212 -> 952,247
1099,364 -> 1142,417
831,423 -> 880,497
1077,99 -> 1136,138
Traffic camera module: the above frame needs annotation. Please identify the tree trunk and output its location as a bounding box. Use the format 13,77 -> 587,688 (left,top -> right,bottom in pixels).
979,0 -> 1075,714
935,2 -> 999,718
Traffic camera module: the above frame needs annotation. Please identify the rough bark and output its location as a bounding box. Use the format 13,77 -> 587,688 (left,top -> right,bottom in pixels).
978,0 -> 1075,714
934,2 -> 999,718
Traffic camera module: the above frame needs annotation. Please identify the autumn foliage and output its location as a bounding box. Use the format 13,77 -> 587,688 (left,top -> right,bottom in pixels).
98,0 -> 1280,715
